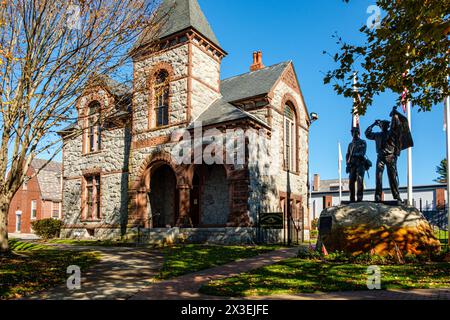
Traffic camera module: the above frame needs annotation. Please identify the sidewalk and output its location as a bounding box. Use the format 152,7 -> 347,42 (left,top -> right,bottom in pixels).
248,289 -> 450,300
130,247 -> 299,300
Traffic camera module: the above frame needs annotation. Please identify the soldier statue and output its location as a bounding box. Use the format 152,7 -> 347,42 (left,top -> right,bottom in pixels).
365,107 -> 414,205
346,127 -> 368,203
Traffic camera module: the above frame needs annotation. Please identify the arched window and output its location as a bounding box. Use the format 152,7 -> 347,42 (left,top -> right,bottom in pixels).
86,101 -> 101,153
153,70 -> 169,127
284,103 -> 297,172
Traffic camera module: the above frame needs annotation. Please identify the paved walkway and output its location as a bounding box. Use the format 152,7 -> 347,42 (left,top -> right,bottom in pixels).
248,289 -> 450,300
28,246 -> 164,300
130,247 -> 299,300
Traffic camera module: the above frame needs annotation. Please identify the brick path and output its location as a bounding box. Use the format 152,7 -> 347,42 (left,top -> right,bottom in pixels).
130,247 -> 299,300
130,246 -> 450,301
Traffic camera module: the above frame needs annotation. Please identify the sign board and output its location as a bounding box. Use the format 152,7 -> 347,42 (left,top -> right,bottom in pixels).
259,212 -> 284,229
319,216 -> 332,235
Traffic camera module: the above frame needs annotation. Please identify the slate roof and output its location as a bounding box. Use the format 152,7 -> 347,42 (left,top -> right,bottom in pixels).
134,0 -> 221,51
220,61 -> 291,103
31,159 -> 62,202
90,74 -> 131,98
190,62 -> 292,128
189,98 -> 267,129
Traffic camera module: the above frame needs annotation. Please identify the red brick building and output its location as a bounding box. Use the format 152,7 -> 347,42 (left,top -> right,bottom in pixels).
8,159 -> 62,234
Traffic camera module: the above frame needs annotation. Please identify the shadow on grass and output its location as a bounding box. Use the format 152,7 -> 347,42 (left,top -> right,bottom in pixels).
0,244 -> 100,300
157,245 -> 281,280
199,258 -> 450,297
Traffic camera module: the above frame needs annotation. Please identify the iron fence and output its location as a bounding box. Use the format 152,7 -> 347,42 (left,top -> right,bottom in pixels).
422,208 -> 449,248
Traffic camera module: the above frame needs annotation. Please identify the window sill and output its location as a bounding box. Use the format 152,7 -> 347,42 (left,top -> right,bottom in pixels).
283,168 -> 300,176
83,151 -> 103,157
80,220 -> 102,223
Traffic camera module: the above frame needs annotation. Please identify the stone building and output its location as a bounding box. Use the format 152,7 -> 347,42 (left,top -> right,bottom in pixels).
60,0 -> 311,243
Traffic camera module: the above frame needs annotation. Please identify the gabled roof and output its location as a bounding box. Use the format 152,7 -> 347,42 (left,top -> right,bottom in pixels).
220,61 -> 291,103
134,0 -> 221,51
31,159 -> 62,202
189,98 -> 268,129
88,74 -> 131,98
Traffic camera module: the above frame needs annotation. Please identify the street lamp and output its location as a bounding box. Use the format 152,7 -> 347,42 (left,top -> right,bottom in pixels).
306,112 -> 319,242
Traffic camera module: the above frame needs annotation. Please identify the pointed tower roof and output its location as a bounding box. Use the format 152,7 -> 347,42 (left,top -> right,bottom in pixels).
134,0 -> 221,52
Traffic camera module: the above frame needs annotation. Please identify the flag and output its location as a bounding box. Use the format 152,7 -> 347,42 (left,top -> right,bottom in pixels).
352,73 -> 362,134
401,86 -> 408,113
401,69 -> 409,113
322,244 -> 329,256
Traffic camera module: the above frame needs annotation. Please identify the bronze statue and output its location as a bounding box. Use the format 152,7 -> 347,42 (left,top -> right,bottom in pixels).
346,127 -> 367,202
365,107 -> 414,204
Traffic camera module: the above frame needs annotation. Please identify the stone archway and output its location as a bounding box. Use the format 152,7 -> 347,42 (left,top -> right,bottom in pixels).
132,151 -> 189,228
148,164 -> 178,228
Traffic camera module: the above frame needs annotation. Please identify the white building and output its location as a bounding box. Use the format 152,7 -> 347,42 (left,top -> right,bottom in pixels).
309,174 -> 447,222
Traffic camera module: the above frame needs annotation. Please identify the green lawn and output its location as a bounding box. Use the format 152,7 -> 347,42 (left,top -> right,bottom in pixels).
0,240 -> 100,300
47,239 -> 136,247
157,245 -> 281,280
199,258 -> 450,297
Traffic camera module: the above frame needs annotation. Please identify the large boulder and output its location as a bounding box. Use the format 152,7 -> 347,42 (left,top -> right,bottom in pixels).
318,202 -> 441,256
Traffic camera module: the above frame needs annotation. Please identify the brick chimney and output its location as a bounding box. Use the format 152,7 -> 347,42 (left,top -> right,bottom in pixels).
250,51 -> 265,72
313,174 -> 320,192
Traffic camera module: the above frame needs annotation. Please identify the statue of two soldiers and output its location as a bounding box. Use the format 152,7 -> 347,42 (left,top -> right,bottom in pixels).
346,107 -> 413,204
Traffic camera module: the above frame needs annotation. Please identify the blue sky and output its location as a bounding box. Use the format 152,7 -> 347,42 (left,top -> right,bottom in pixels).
199,0 -> 446,187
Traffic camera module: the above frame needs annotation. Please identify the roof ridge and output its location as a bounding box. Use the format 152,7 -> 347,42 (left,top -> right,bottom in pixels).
221,61 -> 291,82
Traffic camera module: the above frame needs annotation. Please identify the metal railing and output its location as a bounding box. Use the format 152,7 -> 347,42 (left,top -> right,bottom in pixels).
422,207 -> 449,248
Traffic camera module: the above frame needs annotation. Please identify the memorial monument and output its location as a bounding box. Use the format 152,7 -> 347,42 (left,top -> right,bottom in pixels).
318,107 -> 440,257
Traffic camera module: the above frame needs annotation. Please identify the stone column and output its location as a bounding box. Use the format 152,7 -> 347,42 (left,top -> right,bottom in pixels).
177,184 -> 191,227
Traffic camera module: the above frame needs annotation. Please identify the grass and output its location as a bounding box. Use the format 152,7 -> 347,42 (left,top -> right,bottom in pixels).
46,238 -> 137,247
0,240 -> 100,300
157,244 -> 281,280
199,258 -> 450,297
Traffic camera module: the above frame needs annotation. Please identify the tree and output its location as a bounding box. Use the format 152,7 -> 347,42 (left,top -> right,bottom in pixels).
435,159 -> 447,183
0,0 -> 166,253
324,0 -> 450,115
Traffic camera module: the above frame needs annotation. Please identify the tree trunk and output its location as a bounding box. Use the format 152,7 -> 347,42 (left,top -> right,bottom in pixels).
0,197 -> 10,253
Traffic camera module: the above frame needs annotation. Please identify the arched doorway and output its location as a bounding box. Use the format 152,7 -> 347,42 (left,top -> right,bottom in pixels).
149,164 -> 178,228
195,165 -> 230,226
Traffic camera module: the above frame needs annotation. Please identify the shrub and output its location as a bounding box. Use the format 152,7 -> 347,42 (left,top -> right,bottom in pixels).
353,252 -> 389,265
311,218 -> 319,230
325,251 -> 351,263
31,218 -> 63,240
310,230 -> 319,239
298,247 -> 322,260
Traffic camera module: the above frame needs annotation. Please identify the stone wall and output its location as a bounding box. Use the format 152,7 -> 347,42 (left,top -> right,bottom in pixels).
62,124 -> 130,228
191,44 -> 221,120
201,165 -> 229,225
133,44 -> 190,133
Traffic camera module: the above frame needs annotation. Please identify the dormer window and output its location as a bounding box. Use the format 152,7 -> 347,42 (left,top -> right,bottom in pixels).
153,70 -> 169,127
85,101 -> 101,153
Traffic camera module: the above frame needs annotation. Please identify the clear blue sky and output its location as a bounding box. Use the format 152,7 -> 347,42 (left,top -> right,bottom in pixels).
200,0 -> 446,187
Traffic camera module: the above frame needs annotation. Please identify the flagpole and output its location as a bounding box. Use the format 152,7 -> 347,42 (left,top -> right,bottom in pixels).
445,75 -> 450,246
338,143 -> 343,205
407,100 -> 413,206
